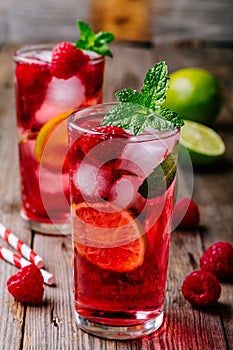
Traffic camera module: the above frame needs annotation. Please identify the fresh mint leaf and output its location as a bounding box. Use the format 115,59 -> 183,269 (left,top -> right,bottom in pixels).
156,106 -> 184,129
138,142 -> 179,199
96,32 -> 115,44
101,103 -> 148,134
101,103 -> 180,135
141,61 -> 169,109
75,20 -> 115,57
77,21 -> 96,45
116,89 -> 142,104
101,61 -> 184,133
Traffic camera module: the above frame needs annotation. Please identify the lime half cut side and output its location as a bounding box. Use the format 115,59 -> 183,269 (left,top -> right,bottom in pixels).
180,120 -> 225,166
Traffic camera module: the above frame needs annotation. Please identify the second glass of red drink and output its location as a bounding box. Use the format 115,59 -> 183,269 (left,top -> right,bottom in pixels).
13,21 -> 114,234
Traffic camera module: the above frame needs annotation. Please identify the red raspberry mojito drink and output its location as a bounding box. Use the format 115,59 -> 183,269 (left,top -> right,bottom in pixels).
13,22 -> 114,233
68,101 -> 181,339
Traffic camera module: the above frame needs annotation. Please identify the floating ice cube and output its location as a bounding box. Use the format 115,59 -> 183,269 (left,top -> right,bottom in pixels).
22,49 -> 52,63
32,49 -> 52,63
39,165 -> 68,195
120,140 -> 167,178
35,75 -> 85,126
73,161 -> 113,201
39,165 -> 69,213
109,174 -> 146,212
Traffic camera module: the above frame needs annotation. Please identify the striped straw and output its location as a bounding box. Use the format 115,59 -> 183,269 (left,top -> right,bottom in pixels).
0,245 -> 55,285
0,223 -> 44,268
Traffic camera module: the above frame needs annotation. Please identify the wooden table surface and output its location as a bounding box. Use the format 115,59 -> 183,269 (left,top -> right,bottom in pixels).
0,42 -> 232,350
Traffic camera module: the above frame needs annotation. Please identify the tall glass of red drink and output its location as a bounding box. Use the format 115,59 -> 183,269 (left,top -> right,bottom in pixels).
68,103 -> 180,339
13,43 -> 105,234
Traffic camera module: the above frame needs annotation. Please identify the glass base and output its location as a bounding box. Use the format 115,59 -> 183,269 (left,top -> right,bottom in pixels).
20,210 -> 71,235
74,311 -> 164,340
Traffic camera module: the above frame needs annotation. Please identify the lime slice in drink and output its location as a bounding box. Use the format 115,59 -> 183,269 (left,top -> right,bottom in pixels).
180,120 -> 225,166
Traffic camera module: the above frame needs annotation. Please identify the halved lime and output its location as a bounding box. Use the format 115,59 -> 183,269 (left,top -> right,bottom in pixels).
180,120 -> 225,166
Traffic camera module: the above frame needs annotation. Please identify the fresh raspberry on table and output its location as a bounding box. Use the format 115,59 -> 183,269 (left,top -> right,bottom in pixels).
200,241 -> 233,281
51,42 -> 89,79
173,197 -> 200,229
181,270 -> 221,307
7,264 -> 44,304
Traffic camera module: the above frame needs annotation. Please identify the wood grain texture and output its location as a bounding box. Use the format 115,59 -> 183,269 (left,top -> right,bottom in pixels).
0,43 -> 232,349
0,45 -> 31,350
0,0 -> 233,45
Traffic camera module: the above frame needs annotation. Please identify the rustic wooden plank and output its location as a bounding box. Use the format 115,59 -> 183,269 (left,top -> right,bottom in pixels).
1,0 -> 233,45
0,45 -> 33,350
22,235 -> 76,349
103,43 -> 153,102
165,231 -> 228,350
169,46 -> 233,348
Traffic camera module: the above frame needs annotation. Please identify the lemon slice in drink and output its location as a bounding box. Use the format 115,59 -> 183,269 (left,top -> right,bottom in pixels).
180,120 -> 225,166
35,110 -> 72,168
72,202 -> 145,272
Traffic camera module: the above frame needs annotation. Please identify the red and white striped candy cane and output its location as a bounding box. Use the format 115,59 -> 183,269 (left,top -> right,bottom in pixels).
0,245 -> 55,285
0,223 -> 44,268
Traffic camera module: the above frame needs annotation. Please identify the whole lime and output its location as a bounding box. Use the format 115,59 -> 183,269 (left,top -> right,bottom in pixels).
164,68 -> 223,125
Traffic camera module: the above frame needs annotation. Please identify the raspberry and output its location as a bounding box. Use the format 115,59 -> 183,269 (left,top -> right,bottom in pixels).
173,197 -> 200,229
70,125 -> 129,164
200,242 -> 233,281
7,264 -> 44,304
51,42 -> 89,79
81,125 -> 127,153
181,270 -> 221,307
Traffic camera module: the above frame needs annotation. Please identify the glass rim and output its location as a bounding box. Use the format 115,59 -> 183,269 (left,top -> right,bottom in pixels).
13,43 -> 105,64
68,102 -> 180,141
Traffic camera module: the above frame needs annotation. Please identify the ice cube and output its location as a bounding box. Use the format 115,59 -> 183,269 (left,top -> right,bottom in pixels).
32,49 -> 52,63
39,165 -> 70,213
109,174 -> 146,213
39,165 -> 68,195
120,140 -> 167,178
73,161 -> 113,201
35,75 -> 85,126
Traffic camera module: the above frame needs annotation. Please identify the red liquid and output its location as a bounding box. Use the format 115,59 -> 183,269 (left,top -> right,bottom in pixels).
69,114 -> 179,326
73,187 -> 174,326
14,45 -> 105,225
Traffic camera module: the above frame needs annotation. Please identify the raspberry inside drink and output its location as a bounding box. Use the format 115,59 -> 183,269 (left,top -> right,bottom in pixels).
68,104 -> 180,339
14,44 -> 105,233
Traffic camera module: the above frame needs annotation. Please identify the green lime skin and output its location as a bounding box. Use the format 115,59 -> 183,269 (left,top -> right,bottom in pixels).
179,143 -> 223,167
179,120 -> 225,167
163,68 -> 224,125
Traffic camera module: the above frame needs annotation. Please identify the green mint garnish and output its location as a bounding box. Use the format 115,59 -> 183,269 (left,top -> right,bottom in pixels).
138,142 -> 179,199
75,20 -> 115,57
101,61 -> 184,134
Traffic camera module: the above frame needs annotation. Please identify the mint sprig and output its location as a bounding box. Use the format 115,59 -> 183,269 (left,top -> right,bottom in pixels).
75,21 -> 115,57
102,103 -> 177,136
101,61 -> 184,134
